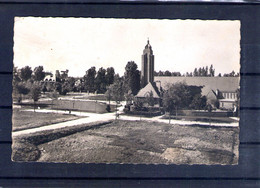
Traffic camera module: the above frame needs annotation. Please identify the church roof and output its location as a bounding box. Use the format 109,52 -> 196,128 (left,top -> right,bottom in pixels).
154,76 -> 239,95
136,82 -> 161,98
143,39 -> 153,54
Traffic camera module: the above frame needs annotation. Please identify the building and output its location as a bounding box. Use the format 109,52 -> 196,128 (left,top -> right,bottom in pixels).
141,39 -> 154,88
154,76 -> 239,109
136,39 -> 240,110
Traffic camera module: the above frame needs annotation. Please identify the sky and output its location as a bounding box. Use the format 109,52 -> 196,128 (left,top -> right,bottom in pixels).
13,17 -> 240,77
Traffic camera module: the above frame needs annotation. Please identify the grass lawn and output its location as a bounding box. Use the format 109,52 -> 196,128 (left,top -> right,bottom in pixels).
12,109 -> 82,131
12,120 -> 239,165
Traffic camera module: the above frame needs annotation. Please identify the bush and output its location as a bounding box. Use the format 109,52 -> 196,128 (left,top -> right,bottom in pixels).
106,105 -> 111,112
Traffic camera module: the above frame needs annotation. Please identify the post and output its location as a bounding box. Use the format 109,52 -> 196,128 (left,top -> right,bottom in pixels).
115,102 -> 117,120
169,111 -> 171,124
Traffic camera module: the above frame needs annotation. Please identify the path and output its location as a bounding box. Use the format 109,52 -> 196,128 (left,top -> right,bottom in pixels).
12,105 -> 124,137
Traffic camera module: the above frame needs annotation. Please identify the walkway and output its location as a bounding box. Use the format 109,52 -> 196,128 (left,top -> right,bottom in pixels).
13,105 -> 238,137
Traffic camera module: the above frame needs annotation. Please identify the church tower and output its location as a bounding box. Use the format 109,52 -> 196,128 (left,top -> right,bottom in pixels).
141,39 -> 154,88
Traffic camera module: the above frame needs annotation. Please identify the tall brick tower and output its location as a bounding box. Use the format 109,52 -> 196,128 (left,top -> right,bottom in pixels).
141,39 -> 154,88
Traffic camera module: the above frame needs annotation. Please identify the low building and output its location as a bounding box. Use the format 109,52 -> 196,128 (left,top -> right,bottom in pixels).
135,82 -> 162,107
154,76 -> 239,110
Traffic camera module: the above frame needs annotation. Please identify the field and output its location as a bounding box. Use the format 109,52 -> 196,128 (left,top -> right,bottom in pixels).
12,120 -> 239,164
12,109 -> 82,131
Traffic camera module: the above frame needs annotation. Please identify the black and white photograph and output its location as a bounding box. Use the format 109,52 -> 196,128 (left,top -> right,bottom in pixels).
12,17 -> 240,165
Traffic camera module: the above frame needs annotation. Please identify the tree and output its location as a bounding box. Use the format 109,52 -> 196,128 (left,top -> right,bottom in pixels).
106,78 -> 124,119
164,70 -> 171,76
105,67 -> 115,86
13,67 -> 21,84
48,91 -> 59,110
55,82 -> 62,94
124,61 -> 140,95
202,67 -> 206,76
193,68 -> 198,77
15,82 -> 30,103
205,66 -> 209,76
172,72 -> 182,76
42,84 -> 47,94
198,68 -> 202,76
67,77 -> 76,92
209,64 -> 215,77
33,66 -> 45,81
20,66 -> 32,81
84,67 -> 96,93
145,91 -> 155,108
124,90 -> 134,105
145,91 -> 155,117
162,82 -> 192,123
158,71 -> 164,76
31,85 -> 41,112
59,81 -> 70,95
190,94 -> 207,110
95,67 -> 107,93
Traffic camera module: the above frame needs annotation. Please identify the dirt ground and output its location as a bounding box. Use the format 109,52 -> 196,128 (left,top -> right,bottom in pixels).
37,120 -> 239,165
12,109 -> 82,131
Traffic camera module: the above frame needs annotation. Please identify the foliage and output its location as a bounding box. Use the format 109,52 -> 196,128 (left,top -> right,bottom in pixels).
20,66 -> 32,81
124,61 -> 140,95
106,79 -> 124,103
106,78 -> 124,119
33,66 -> 45,81
124,90 -> 134,105
145,91 -> 155,107
105,67 -> 115,86
133,98 -> 144,111
15,82 -> 30,96
30,85 -> 41,111
13,67 -> 21,83
42,84 -> 47,94
155,71 -> 182,77
162,82 -> 193,113
193,64 -> 215,77
95,67 -> 107,94
84,67 -> 96,93
189,95 -> 207,110
31,85 -> 41,102
223,71 -> 239,77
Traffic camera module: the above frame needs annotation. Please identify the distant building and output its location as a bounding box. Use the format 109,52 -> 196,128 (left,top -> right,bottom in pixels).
55,69 -> 69,82
43,71 -> 55,82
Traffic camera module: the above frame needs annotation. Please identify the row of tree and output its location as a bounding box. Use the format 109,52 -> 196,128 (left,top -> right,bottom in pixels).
83,67 -> 115,94
154,65 -> 239,77
14,66 -> 45,82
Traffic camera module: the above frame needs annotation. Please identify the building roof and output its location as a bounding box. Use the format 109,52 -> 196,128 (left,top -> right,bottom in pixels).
154,76 -> 240,94
136,82 -> 161,98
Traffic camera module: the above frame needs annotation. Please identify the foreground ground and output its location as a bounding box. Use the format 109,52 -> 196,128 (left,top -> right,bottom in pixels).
13,120 -> 239,165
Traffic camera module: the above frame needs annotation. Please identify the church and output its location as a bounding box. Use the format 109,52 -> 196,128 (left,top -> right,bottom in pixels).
136,39 -> 240,110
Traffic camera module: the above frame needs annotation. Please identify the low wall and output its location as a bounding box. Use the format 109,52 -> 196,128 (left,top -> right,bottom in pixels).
52,99 -> 113,113
126,110 -> 162,117
169,110 -> 234,117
